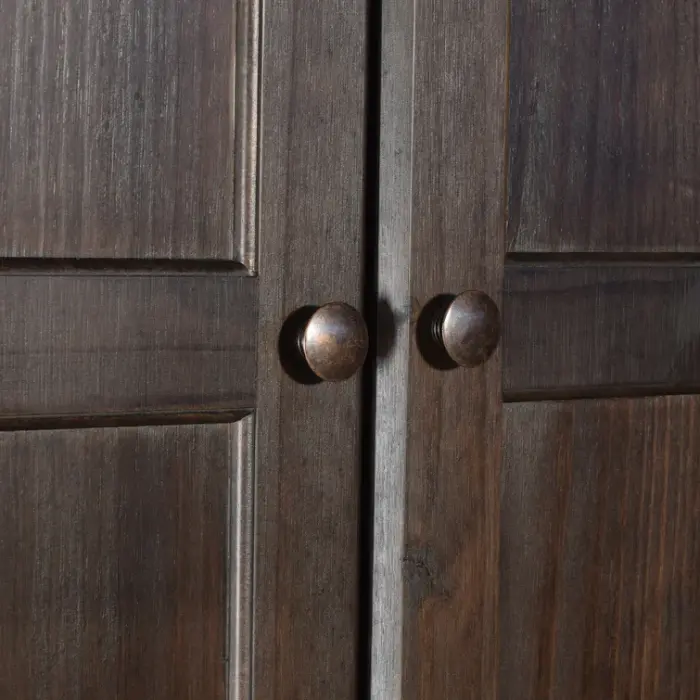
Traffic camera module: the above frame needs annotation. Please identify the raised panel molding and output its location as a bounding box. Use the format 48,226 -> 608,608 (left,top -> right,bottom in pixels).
0,0 -> 259,266
0,416 -> 254,699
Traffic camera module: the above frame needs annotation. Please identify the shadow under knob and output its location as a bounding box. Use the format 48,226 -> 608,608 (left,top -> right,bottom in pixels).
435,291 -> 501,368
300,302 -> 369,382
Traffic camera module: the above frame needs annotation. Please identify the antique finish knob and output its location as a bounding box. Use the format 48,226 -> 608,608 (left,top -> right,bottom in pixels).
433,291 -> 500,368
299,302 -> 369,382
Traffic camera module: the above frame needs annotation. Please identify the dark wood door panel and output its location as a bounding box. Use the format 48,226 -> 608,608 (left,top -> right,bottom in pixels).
0,0 -> 366,698
508,0 -> 700,253
503,263 -> 700,398
0,418 -> 253,700
252,1 -> 367,697
0,273 -> 256,417
501,397 -> 700,700
372,0 -> 507,697
0,0 -> 258,265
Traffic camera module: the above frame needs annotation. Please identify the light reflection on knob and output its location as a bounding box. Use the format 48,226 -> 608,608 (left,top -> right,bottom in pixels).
433,291 -> 501,368
299,302 -> 369,382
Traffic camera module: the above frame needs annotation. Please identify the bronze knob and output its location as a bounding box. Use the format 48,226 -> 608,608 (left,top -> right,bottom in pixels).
433,291 -> 500,368
299,302 -> 369,382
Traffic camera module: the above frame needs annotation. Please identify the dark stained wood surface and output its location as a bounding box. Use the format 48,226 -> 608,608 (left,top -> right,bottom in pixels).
372,0 -> 507,697
0,0 -> 258,266
1,0 -> 365,697
503,263 -> 700,398
253,1 -> 367,698
508,0 -> 700,252
0,419 -> 253,699
0,273 -> 256,416
501,397 -> 700,699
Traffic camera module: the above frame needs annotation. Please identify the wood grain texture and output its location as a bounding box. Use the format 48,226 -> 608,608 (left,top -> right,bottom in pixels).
503,263 -> 700,398
372,0 -> 507,697
501,397 -> 700,699
0,273 -> 256,416
253,1 -> 366,698
0,0 -> 259,265
0,419 -> 253,700
508,0 -> 700,252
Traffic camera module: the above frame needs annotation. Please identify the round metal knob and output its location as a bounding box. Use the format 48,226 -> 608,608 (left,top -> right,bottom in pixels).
300,302 -> 369,382
434,291 -> 500,367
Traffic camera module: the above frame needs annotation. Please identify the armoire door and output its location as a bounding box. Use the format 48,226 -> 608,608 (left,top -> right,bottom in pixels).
0,1 -> 367,699
372,0 -> 700,699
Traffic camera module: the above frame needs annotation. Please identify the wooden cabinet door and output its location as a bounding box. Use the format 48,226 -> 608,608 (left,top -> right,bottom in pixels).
372,0 -> 700,698
0,1 -> 367,699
